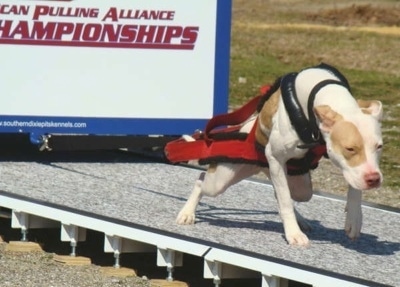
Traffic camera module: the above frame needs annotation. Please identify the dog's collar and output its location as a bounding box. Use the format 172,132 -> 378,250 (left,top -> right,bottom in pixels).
281,63 -> 351,149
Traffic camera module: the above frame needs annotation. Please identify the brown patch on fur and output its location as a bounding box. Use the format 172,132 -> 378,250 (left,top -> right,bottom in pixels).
255,89 -> 281,146
207,163 -> 218,173
255,123 -> 269,147
331,121 -> 366,167
357,99 -> 379,115
314,105 -> 344,131
357,99 -> 371,109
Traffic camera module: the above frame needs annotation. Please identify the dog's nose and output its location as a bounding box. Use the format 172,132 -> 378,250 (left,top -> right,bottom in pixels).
364,172 -> 381,188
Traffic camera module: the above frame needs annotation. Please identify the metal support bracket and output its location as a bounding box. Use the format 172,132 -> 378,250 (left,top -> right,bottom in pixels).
11,210 -> 29,241
11,210 -> 58,241
157,248 -> 183,281
262,274 -> 280,287
204,259 -> 260,286
204,260 -> 222,287
104,234 -> 155,268
262,274 -> 289,287
61,223 -> 86,256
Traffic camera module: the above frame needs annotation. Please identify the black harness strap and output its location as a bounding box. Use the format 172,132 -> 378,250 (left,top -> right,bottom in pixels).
315,62 -> 351,91
280,72 -> 314,145
304,79 -> 350,148
280,63 -> 351,149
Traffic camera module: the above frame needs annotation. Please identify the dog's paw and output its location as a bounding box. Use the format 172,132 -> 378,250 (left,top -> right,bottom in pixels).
176,212 -> 196,225
345,205 -> 362,240
286,230 -> 310,246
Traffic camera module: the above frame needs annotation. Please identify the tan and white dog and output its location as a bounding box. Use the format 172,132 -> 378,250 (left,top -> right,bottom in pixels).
176,64 -> 383,246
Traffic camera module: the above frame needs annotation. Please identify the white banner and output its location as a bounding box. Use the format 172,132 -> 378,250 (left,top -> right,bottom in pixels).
0,0 -> 219,119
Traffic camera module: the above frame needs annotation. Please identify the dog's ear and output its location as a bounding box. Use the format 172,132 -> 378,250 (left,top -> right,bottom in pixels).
314,105 -> 343,132
357,100 -> 383,121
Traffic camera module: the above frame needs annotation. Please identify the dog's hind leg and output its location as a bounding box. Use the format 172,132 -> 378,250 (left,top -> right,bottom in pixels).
266,172 -> 313,232
287,172 -> 313,231
288,172 -> 313,202
176,163 -> 261,225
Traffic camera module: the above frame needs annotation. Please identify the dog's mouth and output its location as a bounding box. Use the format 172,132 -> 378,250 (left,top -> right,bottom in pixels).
363,181 -> 381,190
365,180 -> 382,189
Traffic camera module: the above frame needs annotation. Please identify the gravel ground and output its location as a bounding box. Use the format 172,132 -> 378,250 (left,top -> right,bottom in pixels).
0,241 -> 152,287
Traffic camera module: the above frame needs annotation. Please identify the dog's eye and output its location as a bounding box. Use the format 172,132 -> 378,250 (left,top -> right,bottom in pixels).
376,144 -> 383,150
342,146 -> 358,160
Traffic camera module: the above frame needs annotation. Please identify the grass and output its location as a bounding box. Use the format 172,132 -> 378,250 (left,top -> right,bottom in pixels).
229,0 -> 400,204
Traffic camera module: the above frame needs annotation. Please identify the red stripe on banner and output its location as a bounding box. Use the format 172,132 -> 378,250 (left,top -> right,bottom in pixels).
0,38 -> 195,50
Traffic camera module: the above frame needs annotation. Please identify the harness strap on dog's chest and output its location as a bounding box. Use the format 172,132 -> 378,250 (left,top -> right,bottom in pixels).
315,62 -> 351,91
306,79 -> 350,148
281,72 -> 313,145
281,63 -> 351,149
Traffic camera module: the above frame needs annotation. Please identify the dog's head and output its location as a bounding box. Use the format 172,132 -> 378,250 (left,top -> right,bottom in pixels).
314,100 -> 383,190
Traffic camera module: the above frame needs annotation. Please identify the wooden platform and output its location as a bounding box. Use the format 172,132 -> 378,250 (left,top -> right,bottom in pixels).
0,154 -> 398,287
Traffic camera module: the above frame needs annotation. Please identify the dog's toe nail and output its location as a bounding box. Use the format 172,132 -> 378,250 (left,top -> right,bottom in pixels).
287,232 -> 309,246
176,214 -> 195,225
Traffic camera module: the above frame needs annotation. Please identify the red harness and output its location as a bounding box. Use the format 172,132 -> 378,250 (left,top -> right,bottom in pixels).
165,85 -> 327,175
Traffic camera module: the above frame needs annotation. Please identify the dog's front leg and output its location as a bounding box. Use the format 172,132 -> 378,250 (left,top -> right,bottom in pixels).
176,172 -> 205,225
345,185 -> 363,240
266,147 -> 309,246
